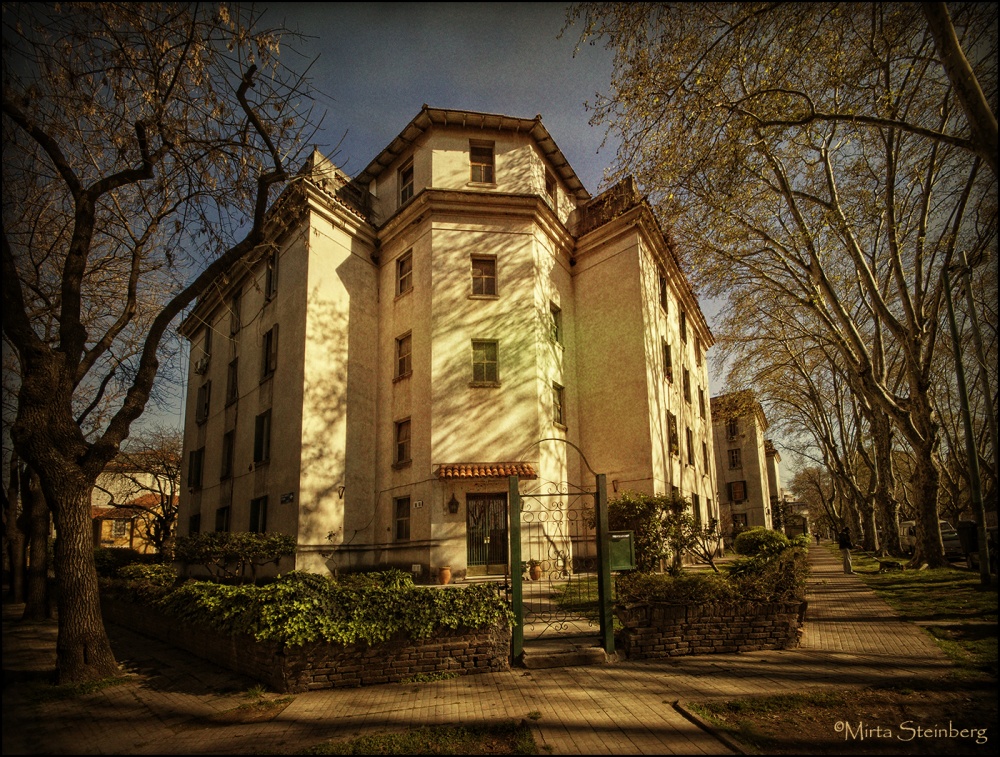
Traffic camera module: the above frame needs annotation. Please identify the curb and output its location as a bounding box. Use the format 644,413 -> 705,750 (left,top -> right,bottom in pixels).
672,699 -> 751,755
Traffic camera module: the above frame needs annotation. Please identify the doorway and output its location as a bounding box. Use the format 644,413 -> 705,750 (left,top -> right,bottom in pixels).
466,493 -> 508,576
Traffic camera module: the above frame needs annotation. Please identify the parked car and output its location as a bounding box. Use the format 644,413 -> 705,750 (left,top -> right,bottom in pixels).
941,527 -> 964,560
898,519 -> 956,556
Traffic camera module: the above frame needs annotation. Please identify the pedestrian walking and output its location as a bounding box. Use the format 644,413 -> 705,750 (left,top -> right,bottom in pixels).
838,527 -> 854,574
814,532 -> 821,545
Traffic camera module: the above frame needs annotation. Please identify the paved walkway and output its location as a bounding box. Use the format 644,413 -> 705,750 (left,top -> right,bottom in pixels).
2,544 -> 956,755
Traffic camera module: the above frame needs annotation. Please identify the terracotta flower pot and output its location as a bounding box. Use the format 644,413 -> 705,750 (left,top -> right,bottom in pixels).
438,566 -> 452,585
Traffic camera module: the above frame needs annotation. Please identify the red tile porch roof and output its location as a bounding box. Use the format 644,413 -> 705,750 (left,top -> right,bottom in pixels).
435,462 -> 537,480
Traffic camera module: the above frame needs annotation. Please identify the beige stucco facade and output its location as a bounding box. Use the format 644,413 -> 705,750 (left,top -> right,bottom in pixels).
711,392 -> 773,538
178,107 -> 719,581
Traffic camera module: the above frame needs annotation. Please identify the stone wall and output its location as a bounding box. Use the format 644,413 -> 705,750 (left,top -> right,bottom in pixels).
615,600 -> 806,659
101,597 -> 510,692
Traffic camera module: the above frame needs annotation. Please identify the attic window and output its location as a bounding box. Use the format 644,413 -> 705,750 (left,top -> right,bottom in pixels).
470,142 -> 495,184
399,159 -> 414,205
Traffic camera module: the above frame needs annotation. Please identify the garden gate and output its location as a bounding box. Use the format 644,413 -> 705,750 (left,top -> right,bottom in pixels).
507,474 -> 614,661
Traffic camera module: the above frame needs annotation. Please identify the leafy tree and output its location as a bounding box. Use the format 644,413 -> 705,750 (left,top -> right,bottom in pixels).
2,3 -> 321,682
571,2 -> 997,567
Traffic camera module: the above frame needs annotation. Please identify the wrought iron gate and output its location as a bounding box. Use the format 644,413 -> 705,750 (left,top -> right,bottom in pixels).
507,475 -> 613,660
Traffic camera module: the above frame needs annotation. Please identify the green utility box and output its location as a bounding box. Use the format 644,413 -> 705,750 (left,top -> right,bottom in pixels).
609,530 -> 636,571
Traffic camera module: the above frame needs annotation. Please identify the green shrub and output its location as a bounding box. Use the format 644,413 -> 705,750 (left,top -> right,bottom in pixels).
335,569 -> 415,589
154,572 -> 513,646
603,490 -> 693,572
728,547 -> 809,602
118,562 -> 178,587
174,532 -> 296,583
733,527 -> 790,557
93,547 -> 153,577
617,571 -> 738,604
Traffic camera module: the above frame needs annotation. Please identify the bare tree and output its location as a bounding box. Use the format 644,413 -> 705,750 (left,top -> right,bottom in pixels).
95,426 -> 182,560
572,2 -> 997,567
2,3 -> 322,682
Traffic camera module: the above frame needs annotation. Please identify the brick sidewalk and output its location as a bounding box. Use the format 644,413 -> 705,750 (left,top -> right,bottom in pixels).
2,543 -> 956,755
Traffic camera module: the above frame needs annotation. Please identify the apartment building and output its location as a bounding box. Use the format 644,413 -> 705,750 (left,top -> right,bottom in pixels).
177,106 -> 718,579
711,391 -> 773,537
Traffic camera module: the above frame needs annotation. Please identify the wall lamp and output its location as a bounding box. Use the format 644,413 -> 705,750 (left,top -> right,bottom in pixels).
447,493 -> 460,514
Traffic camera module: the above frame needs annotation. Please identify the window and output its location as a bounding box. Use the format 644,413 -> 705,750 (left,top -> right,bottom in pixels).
261,325 -> 278,380
733,512 -> 748,528
395,496 -> 411,541
702,441 -> 709,470
545,172 -> 557,207
699,387 -> 706,419
728,480 -> 747,503
471,255 -> 497,296
188,513 -> 201,535
195,380 -> 211,424
680,310 -> 688,342
692,493 -> 701,524
203,325 -> 213,358
226,358 -> 239,405
663,341 -> 673,381
394,419 -> 411,465
659,274 -> 668,311
399,159 -> 414,205
187,447 -> 204,490
552,383 -> 565,426
254,410 -> 271,464
220,430 -> 235,480
695,337 -> 702,366
470,142 -> 494,183
264,249 -> 278,300
215,506 -> 231,532
686,427 -> 695,465
249,496 -> 268,533
395,332 -> 412,379
471,340 -> 499,384
396,250 -> 413,295
112,519 -> 128,538
550,303 -> 562,344
683,368 -> 691,403
229,289 -> 242,335
727,418 -> 740,439
668,413 -> 679,456
728,448 -> 742,469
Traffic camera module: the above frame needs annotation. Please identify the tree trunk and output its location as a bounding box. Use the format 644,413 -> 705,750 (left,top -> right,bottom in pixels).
5,456 -> 27,603
22,469 -> 53,620
47,478 -> 120,683
872,414 -> 899,557
910,443 -> 947,568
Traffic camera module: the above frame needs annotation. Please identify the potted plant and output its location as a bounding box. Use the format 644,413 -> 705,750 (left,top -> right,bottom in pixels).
527,559 -> 543,581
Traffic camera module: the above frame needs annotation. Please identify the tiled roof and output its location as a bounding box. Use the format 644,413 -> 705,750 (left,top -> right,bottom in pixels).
91,506 -> 140,520
436,462 -> 537,480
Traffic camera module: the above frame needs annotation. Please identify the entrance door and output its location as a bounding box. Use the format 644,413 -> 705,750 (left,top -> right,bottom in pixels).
466,493 -> 508,576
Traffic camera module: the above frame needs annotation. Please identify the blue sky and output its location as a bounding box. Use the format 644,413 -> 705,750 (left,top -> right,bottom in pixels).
268,2 -> 617,192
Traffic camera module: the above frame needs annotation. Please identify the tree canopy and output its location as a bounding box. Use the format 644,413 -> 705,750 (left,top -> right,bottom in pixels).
571,2 -> 997,566
2,2 -> 322,682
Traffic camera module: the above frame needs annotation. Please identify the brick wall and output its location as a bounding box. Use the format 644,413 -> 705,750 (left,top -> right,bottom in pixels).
615,600 -> 806,659
101,597 -> 510,692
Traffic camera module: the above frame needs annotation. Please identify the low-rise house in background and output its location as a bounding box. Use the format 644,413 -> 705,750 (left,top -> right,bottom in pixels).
92,452 -> 180,555
176,106 -> 719,580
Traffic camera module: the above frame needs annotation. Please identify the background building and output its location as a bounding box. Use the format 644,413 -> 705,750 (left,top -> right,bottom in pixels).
177,107 -> 718,580
711,391 -> 773,539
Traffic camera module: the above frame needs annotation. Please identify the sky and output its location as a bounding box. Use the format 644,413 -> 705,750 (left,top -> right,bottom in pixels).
266,2 -> 617,194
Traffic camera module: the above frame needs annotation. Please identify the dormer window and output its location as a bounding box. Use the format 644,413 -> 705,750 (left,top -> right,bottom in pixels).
470,142 -> 494,184
399,159 -> 414,206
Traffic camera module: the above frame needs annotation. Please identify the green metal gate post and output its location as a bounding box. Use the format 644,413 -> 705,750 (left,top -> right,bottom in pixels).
594,473 -> 615,654
508,476 -> 524,661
